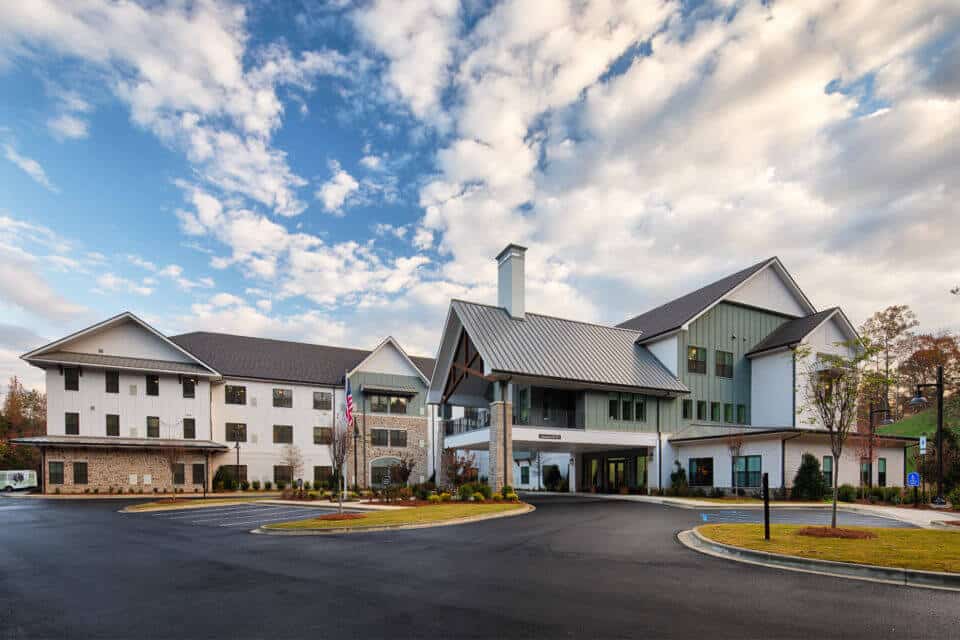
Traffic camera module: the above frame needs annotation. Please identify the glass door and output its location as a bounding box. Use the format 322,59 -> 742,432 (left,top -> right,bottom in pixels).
607,458 -> 626,492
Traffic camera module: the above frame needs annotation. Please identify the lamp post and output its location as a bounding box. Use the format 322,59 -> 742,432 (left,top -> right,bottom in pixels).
910,364 -> 945,506
353,425 -> 360,491
234,438 -> 241,492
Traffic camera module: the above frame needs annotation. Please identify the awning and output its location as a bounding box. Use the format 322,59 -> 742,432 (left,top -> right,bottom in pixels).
360,383 -> 419,396
10,435 -> 229,451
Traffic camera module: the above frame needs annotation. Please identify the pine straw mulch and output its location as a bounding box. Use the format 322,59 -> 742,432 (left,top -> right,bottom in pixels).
796,526 -> 877,539
314,513 -> 367,521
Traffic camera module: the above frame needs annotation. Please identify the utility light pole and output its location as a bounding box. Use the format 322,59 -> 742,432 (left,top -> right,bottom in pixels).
910,365 -> 946,506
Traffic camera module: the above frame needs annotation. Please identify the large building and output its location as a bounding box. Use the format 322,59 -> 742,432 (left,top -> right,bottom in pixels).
429,244 -> 915,495
15,315 -> 436,494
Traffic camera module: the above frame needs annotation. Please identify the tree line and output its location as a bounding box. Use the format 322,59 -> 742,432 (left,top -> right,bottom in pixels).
0,376 -> 46,470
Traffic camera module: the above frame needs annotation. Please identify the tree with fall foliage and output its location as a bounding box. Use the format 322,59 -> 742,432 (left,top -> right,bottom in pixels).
859,305 -> 917,419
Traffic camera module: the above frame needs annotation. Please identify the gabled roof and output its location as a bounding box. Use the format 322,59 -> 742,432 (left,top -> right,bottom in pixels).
746,307 -> 857,357
347,336 -> 431,385
617,257 -> 815,342
25,351 -> 214,377
22,311 -> 219,376
449,300 -> 688,394
170,332 -> 434,387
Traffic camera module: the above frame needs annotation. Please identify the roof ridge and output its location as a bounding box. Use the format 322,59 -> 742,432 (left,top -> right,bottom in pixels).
452,299 -> 642,335
171,331 -> 435,363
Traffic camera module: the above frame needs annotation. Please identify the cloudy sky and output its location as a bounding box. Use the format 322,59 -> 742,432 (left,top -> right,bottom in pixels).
0,0 -> 958,391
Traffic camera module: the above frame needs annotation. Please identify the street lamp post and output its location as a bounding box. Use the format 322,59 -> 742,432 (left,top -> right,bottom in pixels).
234,439 -> 241,492
910,365 -> 946,506
353,425 -> 360,491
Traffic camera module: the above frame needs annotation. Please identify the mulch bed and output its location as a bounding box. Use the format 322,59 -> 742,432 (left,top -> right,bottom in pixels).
796,526 -> 877,540
364,499 -> 521,507
943,521 -> 960,527
314,513 -> 367,521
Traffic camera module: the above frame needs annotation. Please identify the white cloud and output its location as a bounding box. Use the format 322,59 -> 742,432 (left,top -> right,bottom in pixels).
46,87 -> 92,140
3,144 -> 58,192
316,161 -> 360,214
360,154 -> 382,170
95,273 -> 153,296
374,223 -> 408,239
47,114 -> 89,140
412,227 -> 433,251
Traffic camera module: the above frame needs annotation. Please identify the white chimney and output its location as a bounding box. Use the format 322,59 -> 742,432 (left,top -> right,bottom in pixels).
496,243 -> 527,319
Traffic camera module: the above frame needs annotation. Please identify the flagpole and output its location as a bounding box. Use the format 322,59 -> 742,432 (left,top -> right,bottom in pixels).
343,369 -> 349,502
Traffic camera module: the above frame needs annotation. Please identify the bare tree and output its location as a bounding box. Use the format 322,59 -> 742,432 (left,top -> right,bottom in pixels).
329,412 -> 352,514
279,444 -> 305,493
391,455 -> 417,486
160,445 -> 187,502
726,434 -> 744,494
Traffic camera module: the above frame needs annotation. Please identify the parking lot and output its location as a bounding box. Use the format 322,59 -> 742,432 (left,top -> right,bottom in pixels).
135,502 -> 353,528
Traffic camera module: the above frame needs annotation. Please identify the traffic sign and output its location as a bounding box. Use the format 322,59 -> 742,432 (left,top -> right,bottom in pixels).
907,472 -> 920,487
919,436 -> 927,455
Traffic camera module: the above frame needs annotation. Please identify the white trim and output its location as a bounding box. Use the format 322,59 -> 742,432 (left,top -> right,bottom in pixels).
28,357 -> 217,378
21,311 -> 220,376
346,336 -> 429,385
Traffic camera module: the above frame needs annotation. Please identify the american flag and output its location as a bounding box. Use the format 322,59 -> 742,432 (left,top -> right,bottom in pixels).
344,377 -> 354,427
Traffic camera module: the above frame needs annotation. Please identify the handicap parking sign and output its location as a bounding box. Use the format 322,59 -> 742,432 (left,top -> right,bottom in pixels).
907,472 -> 920,487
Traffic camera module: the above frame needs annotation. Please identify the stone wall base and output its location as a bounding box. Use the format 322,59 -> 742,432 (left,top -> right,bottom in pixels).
42,447 -> 208,495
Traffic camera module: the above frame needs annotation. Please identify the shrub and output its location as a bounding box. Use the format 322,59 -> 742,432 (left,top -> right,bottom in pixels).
428,494 -> 441,504
93,488 -> 99,494
240,480 -> 250,491
440,492 -> 452,502
264,481 -> 272,491
884,487 -> 900,503
870,486 -> 885,502
84,488 -> 90,494
505,492 -> 519,502
275,481 -> 287,491
948,486 -> 960,509
670,461 -> 688,492
458,484 -> 474,501
501,485 -> 514,499
308,491 -> 317,500
303,481 -> 311,491
792,453 -> 825,501
251,480 -> 261,491
472,491 -> 485,502
543,465 -> 562,491
837,484 -> 856,502
477,484 -> 493,500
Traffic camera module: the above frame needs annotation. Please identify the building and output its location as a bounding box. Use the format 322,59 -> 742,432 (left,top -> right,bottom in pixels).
14,313 -> 436,494
428,244 -> 915,495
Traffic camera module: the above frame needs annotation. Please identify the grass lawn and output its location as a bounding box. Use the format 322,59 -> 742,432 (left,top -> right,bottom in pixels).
676,497 -> 825,505
878,409 -> 936,438
699,523 -> 960,573
124,497 -> 272,512
265,502 -> 527,531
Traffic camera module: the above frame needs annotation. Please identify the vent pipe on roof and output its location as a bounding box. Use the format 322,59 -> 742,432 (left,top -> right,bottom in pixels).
496,243 -> 527,319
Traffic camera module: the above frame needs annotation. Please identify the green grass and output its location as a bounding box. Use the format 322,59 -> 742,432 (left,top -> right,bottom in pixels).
699,523 -> 960,573
878,409 -> 936,438
265,502 -> 526,531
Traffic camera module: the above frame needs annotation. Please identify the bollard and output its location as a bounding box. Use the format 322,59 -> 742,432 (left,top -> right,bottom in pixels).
762,472 -> 770,541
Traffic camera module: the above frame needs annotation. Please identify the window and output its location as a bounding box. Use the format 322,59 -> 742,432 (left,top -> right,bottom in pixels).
371,429 -> 389,447
192,463 -> 205,485
273,388 -> 293,408
105,370 -> 119,394
225,385 -> 246,405
817,370 -> 835,404
688,458 -> 714,486
734,455 -> 762,488
146,375 -> 159,396
371,395 -> 389,413
635,397 -> 646,421
878,458 -> 887,487
73,462 -> 88,485
621,395 -> 633,421
822,456 -> 833,488
65,412 -> 79,435
225,423 -> 247,442
182,377 -> 196,399
313,427 -> 332,445
314,466 -> 333,487
608,393 -> 619,420
710,402 -> 721,422
371,458 -> 400,486
687,346 -> 707,374
682,399 -> 693,420
697,401 -> 707,421
389,430 -> 407,448
183,418 -> 196,440
49,461 -> 64,485
147,416 -> 160,438
313,391 -> 332,410
273,425 -> 293,444
860,459 -> 872,486
389,396 -> 407,415
274,466 -> 293,486
715,350 -> 734,378
736,404 -> 747,425
173,463 -> 185,485
723,403 -> 734,423
64,367 -> 79,391
520,466 -> 530,485
106,414 -> 120,437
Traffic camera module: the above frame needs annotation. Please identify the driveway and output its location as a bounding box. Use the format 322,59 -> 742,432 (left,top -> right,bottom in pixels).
135,503 -> 354,528
1,495 -> 956,639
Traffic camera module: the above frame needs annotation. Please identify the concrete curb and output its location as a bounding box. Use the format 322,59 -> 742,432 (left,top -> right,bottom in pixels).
251,503 -> 535,536
678,527 -> 960,592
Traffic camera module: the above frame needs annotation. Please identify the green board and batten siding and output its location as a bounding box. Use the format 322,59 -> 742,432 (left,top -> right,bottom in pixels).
348,371 -> 429,416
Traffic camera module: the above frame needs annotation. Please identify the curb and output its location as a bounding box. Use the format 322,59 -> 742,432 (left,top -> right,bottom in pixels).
678,527 -> 960,592
252,503 -> 535,536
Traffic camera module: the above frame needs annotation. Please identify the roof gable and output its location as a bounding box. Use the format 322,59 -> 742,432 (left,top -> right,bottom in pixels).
349,336 -> 430,384
746,307 -> 858,357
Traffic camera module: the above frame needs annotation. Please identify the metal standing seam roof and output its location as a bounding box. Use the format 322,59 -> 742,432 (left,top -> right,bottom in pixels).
171,332 -> 434,386
450,300 -> 688,394
27,351 -> 215,376
616,257 -> 776,340
745,308 -> 841,356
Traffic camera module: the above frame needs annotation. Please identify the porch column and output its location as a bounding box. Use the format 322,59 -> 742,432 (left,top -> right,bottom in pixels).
568,454 -> 577,493
488,381 -> 513,492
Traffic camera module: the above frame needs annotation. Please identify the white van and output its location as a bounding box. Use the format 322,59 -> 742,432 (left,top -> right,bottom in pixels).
0,470 -> 38,492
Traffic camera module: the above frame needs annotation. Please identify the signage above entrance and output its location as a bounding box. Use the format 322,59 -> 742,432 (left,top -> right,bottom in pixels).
538,434 -> 561,440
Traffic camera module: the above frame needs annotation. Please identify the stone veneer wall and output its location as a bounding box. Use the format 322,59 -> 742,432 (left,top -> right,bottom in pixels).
42,447 -> 208,494
347,413 -> 428,489
488,400 -> 513,492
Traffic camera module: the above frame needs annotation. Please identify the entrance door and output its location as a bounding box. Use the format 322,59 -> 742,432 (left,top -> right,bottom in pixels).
607,458 -> 626,492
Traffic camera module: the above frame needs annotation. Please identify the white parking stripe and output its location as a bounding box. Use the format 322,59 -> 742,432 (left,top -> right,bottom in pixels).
152,505 -> 268,520
185,506 -> 305,524
218,510 -> 329,527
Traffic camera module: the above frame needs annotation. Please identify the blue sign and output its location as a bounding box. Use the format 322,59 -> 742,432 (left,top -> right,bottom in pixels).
907,472 -> 921,487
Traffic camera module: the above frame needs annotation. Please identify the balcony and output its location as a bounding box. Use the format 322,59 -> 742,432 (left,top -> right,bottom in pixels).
513,407 -> 584,429
444,413 -> 490,436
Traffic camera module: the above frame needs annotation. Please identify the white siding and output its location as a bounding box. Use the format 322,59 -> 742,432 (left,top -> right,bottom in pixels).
675,437 -> 784,488
645,335 -> 678,376
750,350 -> 794,427
356,341 -> 422,377
795,316 -> 857,429
46,368 -> 211,439
784,436 -> 906,488
62,319 -> 195,363
728,266 -> 807,317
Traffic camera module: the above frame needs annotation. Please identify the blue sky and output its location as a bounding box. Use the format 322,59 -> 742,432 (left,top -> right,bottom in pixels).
1,0 -> 958,390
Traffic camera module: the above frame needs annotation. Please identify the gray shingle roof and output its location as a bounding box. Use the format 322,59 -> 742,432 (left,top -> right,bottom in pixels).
746,308 -> 840,356
170,332 -> 434,386
27,351 -> 214,376
617,258 -> 775,340
11,435 -> 229,450
451,300 -> 688,394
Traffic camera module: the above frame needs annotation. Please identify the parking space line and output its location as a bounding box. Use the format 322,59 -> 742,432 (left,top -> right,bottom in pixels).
185,506 -> 305,524
153,505 -> 269,520
217,509 -> 331,527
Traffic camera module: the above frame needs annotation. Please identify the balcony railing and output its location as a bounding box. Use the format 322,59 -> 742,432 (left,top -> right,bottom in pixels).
444,413 -> 490,436
513,407 -> 584,429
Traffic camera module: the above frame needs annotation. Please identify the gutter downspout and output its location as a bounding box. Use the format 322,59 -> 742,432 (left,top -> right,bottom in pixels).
791,349 -> 797,428
501,379 -> 510,489
656,397 -> 662,492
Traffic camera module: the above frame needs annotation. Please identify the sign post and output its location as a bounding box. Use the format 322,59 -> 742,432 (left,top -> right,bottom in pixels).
762,472 -> 770,541
907,472 -> 920,508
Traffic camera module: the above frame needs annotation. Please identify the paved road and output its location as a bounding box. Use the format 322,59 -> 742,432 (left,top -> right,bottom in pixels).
139,503 -> 355,528
1,495 -> 956,639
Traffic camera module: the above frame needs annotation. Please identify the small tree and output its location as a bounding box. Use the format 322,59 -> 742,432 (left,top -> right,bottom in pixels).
441,448 -> 477,489
279,444 -> 305,494
329,413 -> 352,513
391,455 -> 417,487
727,434 -> 743,493
792,453 -> 825,501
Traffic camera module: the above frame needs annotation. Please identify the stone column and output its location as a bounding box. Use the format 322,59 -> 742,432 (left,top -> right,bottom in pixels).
488,398 -> 513,492
568,454 -> 577,493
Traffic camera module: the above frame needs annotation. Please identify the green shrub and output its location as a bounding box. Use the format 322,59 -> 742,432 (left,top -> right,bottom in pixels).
472,491 -> 485,502
458,484 -> 474,501
670,461 -> 688,491
440,492 -> 452,502
264,481 -> 272,491
884,487 -> 901,503
302,481 -> 311,491
505,492 -> 519,502
792,453 -> 825,501
240,480 -> 250,491
837,484 -> 856,502
501,485 -> 514,499
477,484 -> 492,500
251,480 -> 260,491
308,491 -> 318,500
870,486 -> 885,502
948,487 -> 960,508
428,493 -> 441,504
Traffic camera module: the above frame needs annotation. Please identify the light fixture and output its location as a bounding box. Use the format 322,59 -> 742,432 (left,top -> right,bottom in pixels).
909,393 -> 928,408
